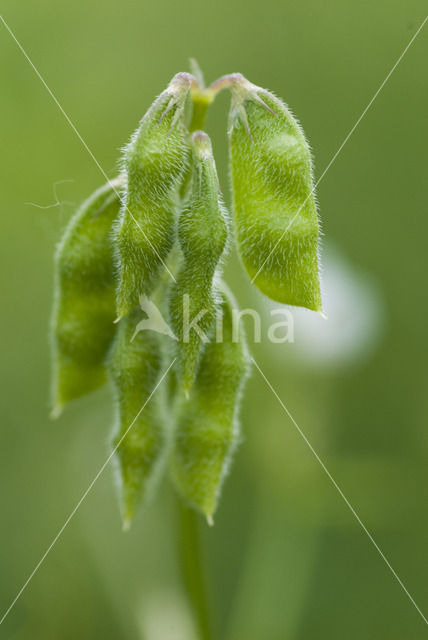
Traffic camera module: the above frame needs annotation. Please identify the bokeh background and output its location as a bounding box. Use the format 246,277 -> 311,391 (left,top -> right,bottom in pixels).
1,1 -> 427,638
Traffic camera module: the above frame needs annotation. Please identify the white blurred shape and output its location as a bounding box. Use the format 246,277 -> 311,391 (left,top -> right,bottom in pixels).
267,244 -> 385,369
138,588 -> 198,640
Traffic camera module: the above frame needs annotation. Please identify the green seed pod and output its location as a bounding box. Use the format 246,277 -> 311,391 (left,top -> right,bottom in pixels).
115,73 -> 193,318
171,288 -> 250,522
51,178 -> 123,416
228,74 -> 322,311
168,131 -> 228,394
108,309 -> 167,529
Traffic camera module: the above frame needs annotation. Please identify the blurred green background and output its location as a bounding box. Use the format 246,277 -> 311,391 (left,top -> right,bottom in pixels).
1,1 -> 427,638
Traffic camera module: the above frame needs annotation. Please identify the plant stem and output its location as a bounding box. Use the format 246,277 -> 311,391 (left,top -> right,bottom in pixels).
177,500 -> 213,640
188,90 -> 212,133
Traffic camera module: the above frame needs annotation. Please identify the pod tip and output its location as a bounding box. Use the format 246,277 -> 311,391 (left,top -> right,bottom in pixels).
191,130 -> 212,158
169,72 -> 194,93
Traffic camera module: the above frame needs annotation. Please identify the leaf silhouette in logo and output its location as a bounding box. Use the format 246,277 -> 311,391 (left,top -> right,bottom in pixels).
131,295 -> 177,342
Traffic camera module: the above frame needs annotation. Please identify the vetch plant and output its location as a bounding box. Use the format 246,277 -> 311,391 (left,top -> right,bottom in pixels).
51,62 -> 324,514
108,308 -> 167,529
114,73 -> 190,318
169,131 -> 228,396
171,287 -> 250,523
50,63 -> 323,637
51,177 -> 123,415
51,65 -> 323,522
227,74 -> 322,310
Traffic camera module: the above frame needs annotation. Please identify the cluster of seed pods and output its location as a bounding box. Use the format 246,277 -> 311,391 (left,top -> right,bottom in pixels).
51,69 -> 322,526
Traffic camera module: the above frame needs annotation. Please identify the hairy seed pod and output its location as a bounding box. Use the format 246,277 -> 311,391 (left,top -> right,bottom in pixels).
171,288 -> 250,522
114,73 -> 194,318
168,131 -> 228,394
51,178 -> 123,416
228,74 -> 322,311
108,309 -> 167,529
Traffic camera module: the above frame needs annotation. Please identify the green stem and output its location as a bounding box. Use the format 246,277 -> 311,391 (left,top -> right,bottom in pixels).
177,500 -> 213,640
188,90 -> 212,134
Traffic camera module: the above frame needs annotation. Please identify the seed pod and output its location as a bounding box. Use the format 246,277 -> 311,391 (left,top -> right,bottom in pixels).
51,178 -> 123,416
228,74 -> 322,311
108,309 -> 167,529
168,131 -> 228,394
114,73 -> 193,318
171,288 -> 250,522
